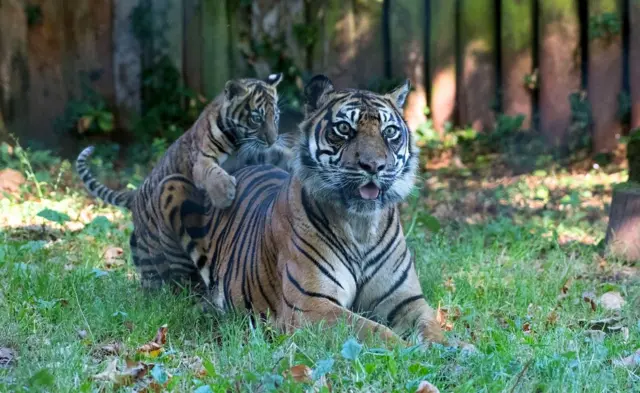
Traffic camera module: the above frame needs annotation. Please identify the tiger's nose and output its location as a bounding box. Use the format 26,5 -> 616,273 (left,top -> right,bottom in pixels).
358,159 -> 386,174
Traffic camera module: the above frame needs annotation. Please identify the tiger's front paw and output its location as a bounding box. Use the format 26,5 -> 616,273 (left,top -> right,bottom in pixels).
204,172 -> 237,209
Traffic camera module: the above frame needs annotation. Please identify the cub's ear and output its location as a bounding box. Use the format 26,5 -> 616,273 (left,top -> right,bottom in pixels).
224,79 -> 248,100
386,79 -> 411,108
304,74 -> 334,113
266,73 -> 283,86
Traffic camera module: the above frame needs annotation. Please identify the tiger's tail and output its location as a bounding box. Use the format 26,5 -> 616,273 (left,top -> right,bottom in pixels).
75,146 -> 135,209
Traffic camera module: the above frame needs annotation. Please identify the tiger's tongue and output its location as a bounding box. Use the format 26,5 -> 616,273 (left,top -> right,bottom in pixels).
359,183 -> 380,200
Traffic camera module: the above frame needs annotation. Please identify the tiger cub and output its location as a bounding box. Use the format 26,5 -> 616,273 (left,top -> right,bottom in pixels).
75,74 -> 284,289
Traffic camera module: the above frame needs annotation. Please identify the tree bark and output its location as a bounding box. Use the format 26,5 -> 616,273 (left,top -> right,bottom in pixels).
604,187 -> 640,261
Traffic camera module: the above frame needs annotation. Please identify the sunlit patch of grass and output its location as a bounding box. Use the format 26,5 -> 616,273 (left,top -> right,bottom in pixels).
0,147 -> 638,391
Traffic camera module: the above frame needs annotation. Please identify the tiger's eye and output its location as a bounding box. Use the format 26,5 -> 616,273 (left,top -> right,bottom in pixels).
251,113 -> 263,124
383,126 -> 399,138
337,122 -> 351,134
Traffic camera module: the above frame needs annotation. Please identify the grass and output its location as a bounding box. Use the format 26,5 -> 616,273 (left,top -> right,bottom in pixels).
0,143 -> 639,392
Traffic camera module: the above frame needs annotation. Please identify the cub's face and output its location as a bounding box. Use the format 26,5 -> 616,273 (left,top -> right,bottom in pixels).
295,75 -> 418,214
222,73 -> 283,147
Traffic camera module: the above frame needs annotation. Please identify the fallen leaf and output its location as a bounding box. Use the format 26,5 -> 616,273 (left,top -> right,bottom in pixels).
546,310 -> 559,326
558,278 -> 573,301
436,305 -> 454,331
584,330 -> 606,343
103,246 -> 125,268
415,380 -> 441,393
93,358 -> 151,387
522,322 -> 531,335
286,364 -> 312,383
599,292 -> 625,311
0,347 -> 15,368
137,324 -> 168,357
582,291 -> 597,311
621,327 -> 630,343
577,316 -> 624,331
612,349 -> 640,368
444,277 -> 456,292
95,342 -> 124,357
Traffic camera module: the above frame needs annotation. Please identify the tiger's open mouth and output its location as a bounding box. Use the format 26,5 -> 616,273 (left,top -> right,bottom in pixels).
358,182 -> 380,200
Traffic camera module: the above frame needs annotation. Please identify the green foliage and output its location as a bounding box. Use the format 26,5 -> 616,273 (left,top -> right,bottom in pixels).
617,91 -> 631,127
244,32 -> 306,114
36,208 -> 71,225
589,12 -> 621,41
24,4 -> 43,27
567,91 -> 592,156
55,74 -> 115,136
627,128 -> 640,183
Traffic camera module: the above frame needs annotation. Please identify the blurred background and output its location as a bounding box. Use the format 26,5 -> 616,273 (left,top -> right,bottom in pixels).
1,0 -> 640,257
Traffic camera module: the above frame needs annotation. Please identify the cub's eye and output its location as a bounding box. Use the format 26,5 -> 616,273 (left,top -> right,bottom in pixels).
383,126 -> 400,139
250,112 -> 263,124
335,122 -> 352,136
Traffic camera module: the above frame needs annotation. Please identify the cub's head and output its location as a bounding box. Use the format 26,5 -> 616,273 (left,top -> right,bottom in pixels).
294,75 -> 418,215
221,73 -> 283,147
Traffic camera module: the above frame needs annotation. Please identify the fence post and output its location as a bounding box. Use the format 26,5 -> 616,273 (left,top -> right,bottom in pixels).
538,0 -> 582,148
389,0 -> 427,131
113,0 -> 141,130
588,0 -> 623,154
428,0 -> 457,134
0,0 -> 28,142
631,0 -> 640,129
458,0 -> 496,132
501,0 -> 534,130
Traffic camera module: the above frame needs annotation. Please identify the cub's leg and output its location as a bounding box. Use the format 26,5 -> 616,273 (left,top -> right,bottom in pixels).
277,261 -> 405,347
193,155 -> 236,209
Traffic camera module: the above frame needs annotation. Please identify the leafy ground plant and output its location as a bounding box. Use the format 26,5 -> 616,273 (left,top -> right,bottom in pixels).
0,146 -> 638,392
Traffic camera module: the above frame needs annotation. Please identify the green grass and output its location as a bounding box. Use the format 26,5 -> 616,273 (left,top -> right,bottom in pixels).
0,147 -> 639,392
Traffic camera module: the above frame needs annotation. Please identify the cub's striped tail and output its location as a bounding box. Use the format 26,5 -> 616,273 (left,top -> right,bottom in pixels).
75,146 -> 135,209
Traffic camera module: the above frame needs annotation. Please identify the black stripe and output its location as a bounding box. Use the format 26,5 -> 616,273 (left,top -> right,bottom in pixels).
386,294 -> 424,326
286,265 -> 341,306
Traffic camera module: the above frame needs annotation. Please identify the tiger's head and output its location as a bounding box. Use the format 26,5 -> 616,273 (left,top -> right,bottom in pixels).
294,75 -> 418,215
220,73 -> 283,148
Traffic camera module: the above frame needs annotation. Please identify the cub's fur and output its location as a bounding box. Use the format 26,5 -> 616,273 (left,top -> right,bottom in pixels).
156,75 -> 446,346
75,74 -> 292,289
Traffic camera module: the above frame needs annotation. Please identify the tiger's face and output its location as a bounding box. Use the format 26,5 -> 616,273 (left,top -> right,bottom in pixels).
295,75 -> 417,215
221,73 -> 283,148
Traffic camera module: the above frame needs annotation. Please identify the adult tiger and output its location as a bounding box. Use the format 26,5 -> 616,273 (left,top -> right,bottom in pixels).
157,75 -> 446,346
75,74 -> 294,290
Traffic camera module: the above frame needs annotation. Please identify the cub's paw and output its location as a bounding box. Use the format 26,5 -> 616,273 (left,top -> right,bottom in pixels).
204,173 -> 237,209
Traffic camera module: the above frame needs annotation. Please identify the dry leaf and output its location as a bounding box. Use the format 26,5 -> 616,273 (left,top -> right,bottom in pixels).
137,324 -> 168,357
444,277 -> 456,292
103,246 -> 125,268
415,380 -> 441,393
621,327 -> 630,343
584,330 -> 606,343
287,364 -> 312,383
599,292 -> 625,311
612,349 -> 640,368
436,306 -> 454,331
582,291 -> 597,311
522,322 -> 531,335
93,358 -> 151,387
0,347 -> 15,368
95,342 -> 124,357
558,277 -> 573,301
546,310 -> 559,325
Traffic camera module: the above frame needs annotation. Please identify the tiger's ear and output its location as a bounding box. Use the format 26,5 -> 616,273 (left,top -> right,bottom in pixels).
224,80 -> 248,100
304,74 -> 334,112
386,79 -> 411,108
266,73 -> 283,86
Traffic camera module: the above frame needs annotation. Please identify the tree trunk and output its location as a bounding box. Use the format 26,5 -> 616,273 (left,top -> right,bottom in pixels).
604,187 -> 640,261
